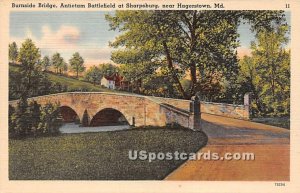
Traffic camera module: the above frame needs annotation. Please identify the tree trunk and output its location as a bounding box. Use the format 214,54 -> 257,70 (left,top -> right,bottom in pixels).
162,41 -> 189,99
188,12 -> 198,97
189,64 -> 197,96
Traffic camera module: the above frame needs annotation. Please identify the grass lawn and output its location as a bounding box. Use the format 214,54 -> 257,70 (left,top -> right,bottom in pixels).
9,127 -> 207,180
47,72 -> 111,92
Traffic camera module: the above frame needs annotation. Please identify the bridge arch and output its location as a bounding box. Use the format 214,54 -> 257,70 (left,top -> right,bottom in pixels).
59,106 -> 80,123
90,108 -> 130,126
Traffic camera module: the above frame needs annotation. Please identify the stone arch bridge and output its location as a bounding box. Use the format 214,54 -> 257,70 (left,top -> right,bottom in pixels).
9,92 -> 250,130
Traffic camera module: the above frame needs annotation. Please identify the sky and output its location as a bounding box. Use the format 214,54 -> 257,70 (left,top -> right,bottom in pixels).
10,11 -> 290,68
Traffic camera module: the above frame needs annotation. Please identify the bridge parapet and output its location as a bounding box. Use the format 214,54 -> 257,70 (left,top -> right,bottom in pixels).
150,96 -> 250,120
9,92 -> 250,131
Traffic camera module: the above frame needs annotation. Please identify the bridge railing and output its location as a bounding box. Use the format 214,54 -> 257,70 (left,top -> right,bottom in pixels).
9,92 -> 250,131
150,95 -> 250,120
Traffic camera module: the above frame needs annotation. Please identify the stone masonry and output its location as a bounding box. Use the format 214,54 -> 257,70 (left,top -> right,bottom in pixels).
9,92 -> 251,130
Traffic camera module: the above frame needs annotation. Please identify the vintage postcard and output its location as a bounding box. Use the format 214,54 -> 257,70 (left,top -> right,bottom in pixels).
0,0 -> 299,192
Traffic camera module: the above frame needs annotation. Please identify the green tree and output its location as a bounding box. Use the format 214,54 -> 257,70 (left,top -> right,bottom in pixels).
98,63 -> 118,76
41,55 -> 51,71
9,39 -> 55,99
69,52 -> 85,78
106,10 -> 286,99
9,105 -> 16,137
38,73 -> 53,95
51,52 -> 64,74
9,100 -> 64,138
28,101 -> 41,133
12,97 -> 30,137
238,25 -> 290,116
9,42 -> 18,64
85,66 -> 102,85
17,39 -> 42,98
62,61 -> 68,74
141,68 -> 177,97
9,67 -> 25,100
38,103 -> 62,134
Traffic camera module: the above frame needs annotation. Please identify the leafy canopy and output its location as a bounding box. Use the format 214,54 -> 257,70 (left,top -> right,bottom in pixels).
106,10 -> 286,99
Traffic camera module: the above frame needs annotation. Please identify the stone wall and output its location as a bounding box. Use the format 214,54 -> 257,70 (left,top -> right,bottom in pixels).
151,96 -> 250,120
160,104 -> 191,129
200,101 -> 249,120
143,98 -> 166,127
150,97 -> 190,111
9,92 -> 192,128
9,92 -> 148,127
9,92 -> 250,130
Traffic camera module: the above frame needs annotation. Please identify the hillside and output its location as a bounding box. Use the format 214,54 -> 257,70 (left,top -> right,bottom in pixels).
47,72 -> 112,92
9,64 -> 125,94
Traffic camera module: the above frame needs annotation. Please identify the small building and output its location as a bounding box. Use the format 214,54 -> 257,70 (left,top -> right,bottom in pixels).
101,73 -> 131,90
101,76 -> 115,89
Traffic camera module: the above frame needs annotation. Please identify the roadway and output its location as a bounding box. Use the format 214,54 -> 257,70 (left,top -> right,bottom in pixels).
165,113 -> 290,181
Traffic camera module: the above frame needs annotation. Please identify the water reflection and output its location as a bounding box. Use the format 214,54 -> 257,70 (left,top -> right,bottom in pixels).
59,123 -> 131,134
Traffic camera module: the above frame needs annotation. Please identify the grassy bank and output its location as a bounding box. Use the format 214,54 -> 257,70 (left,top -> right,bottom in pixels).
9,127 -> 207,180
9,64 -> 126,93
47,72 -> 110,92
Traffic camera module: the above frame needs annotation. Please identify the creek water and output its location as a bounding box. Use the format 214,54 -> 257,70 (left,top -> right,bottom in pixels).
59,123 -> 131,134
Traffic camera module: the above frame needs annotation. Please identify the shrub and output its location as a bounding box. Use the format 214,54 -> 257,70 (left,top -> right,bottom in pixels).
9,99 -> 62,139
37,103 -> 62,135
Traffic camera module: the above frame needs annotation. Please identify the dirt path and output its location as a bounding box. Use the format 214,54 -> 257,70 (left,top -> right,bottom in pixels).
165,114 -> 290,181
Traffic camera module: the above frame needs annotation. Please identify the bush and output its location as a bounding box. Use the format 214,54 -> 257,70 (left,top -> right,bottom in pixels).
37,103 -> 63,135
9,99 -> 62,139
10,97 -> 31,138
9,105 -> 16,138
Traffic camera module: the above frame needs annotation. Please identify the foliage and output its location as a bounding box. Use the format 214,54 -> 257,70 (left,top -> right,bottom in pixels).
139,67 -> 179,97
9,105 -> 16,136
50,82 -> 68,93
10,97 -> 30,138
106,10 -> 286,99
9,65 -> 26,100
98,63 -> 118,76
9,64 -> 124,94
9,64 -> 67,100
8,39 -> 72,100
84,63 -> 119,85
17,39 -> 42,98
51,52 -> 67,74
28,101 -> 41,134
10,39 -> 58,99
9,100 -> 62,139
37,103 -> 62,135
238,26 -> 290,116
84,66 -> 102,85
46,71 -> 112,92
41,55 -> 51,71
69,52 -> 85,78
9,42 -> 18,63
